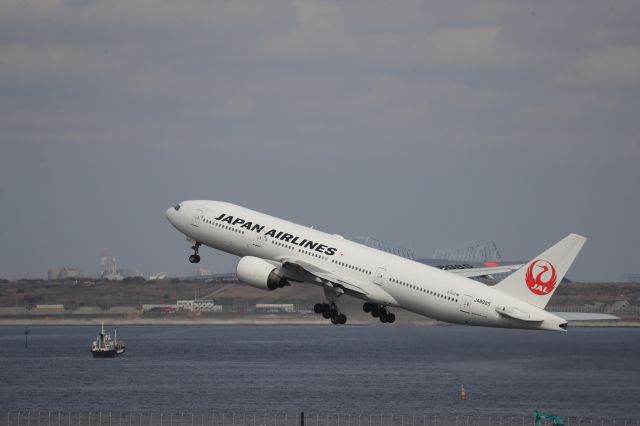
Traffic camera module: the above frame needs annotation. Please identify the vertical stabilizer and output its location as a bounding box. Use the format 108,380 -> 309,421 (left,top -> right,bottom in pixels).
493,234 -> 586,309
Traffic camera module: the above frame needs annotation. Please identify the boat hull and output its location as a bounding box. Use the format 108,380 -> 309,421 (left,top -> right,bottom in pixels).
91,348 -> 125,358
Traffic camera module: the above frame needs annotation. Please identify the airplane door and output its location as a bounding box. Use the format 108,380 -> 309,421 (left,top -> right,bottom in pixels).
460,295 -> 472,313
191,209 -> 203,227
373,267 -> 387,286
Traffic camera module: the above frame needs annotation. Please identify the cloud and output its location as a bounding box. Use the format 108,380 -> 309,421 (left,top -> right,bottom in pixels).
1,0 -> 639,280
257,0 -> 355,59
558,46 -> 640,89
256,1 -> 522,71
0,43 -> 112,85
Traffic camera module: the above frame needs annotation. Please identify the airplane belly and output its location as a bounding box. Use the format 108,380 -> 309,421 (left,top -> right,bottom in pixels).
393,286 -> 494,326
394,291 -> 454,323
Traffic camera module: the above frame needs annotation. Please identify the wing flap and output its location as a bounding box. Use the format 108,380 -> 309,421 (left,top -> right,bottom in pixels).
279,257 -> 370,296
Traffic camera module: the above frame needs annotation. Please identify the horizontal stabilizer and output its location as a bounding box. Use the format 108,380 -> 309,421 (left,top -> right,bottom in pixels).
551,312 -> 619,321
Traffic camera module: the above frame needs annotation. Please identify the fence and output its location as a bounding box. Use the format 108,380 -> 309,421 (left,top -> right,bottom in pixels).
2,412 -> 638,426
546,305 -> 640,316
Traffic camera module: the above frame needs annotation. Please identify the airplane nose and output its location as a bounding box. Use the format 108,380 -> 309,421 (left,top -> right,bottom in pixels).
166,204 -> 181,224
166,202 -> 186,227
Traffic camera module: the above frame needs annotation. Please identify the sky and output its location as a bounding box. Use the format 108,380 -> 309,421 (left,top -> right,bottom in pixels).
1,0 -> 639,281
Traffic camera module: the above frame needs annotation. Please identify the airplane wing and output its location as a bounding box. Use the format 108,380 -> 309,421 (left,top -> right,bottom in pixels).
278,256 -> 371,297
445,264 -> 525,278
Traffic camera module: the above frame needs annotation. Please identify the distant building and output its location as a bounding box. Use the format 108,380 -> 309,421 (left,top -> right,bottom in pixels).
32,304 -> 65,313
142,304 -> 178,313
35,304 -> 64,309
149,272 -> 167,281
59,267 -> 82,279
119,268 -> 144,279
622,273 -> 640,283
177,299 -> 221,312
48,267 -> 82,280
255,303 -> 295,313
194,267 -> 212,276
48,268 -> 60,280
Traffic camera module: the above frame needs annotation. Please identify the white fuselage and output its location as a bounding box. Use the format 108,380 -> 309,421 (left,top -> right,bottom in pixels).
166,200 -> 567,331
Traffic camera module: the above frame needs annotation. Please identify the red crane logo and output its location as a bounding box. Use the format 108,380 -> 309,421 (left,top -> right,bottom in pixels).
525,259 -> 557,295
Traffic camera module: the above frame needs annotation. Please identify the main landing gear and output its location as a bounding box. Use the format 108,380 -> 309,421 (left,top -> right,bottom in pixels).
188,242 -> 201,264
363,303 -> 396,323
313,302 -> 347,325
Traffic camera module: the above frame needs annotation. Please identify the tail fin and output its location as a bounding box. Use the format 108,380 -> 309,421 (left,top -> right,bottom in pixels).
493,234 -> 586,309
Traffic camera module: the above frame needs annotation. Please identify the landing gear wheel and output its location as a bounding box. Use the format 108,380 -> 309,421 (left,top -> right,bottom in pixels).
329,304 -> 339,317
363,303 -> 374,313
380,312 -> 389,323
189,242 -> 201,264
387,313 -> 396,323
371,306 -> 380,318
314,303 -> 324,314
330,313 -> 347,325
322,305 -> 332,319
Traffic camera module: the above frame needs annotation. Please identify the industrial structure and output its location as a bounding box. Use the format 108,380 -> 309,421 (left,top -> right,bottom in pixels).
349,236 -> 415,259
100,250 -> 119,280
350,237 -> 505,265
431,240 -> 503,263
99,250 -> 144,280
47,267 -> 82,280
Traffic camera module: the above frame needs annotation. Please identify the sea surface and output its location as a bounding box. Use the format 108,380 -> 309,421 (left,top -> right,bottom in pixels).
0,325 -> 639,418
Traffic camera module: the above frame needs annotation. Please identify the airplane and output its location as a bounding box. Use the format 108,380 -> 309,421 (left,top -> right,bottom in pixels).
166,200 -> 588,331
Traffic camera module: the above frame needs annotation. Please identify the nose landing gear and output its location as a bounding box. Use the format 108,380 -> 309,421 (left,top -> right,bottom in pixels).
188,242 -> 201,263
313,302 -> 347,325
363,303 -> 395,323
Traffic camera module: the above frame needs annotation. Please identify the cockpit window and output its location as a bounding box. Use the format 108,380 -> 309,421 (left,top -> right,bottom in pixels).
174,204 -> 181,211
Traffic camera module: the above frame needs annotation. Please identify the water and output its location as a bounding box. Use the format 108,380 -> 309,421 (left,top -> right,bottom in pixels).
1,326 -> 639,418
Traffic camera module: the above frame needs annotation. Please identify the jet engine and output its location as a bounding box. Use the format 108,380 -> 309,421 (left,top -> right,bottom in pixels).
236,256 -> 290,290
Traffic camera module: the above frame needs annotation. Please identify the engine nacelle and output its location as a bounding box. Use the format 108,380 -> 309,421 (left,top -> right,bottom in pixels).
236,256 -> 290,291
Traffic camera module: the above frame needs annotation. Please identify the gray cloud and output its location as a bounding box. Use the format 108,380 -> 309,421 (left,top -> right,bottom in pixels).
1,0 -> 639,280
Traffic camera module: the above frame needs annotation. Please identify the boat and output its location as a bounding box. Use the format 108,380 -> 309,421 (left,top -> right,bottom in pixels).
90,323 -> 125,358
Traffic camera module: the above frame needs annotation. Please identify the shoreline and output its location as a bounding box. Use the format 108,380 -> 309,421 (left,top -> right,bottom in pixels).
0,317 -> 636,327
